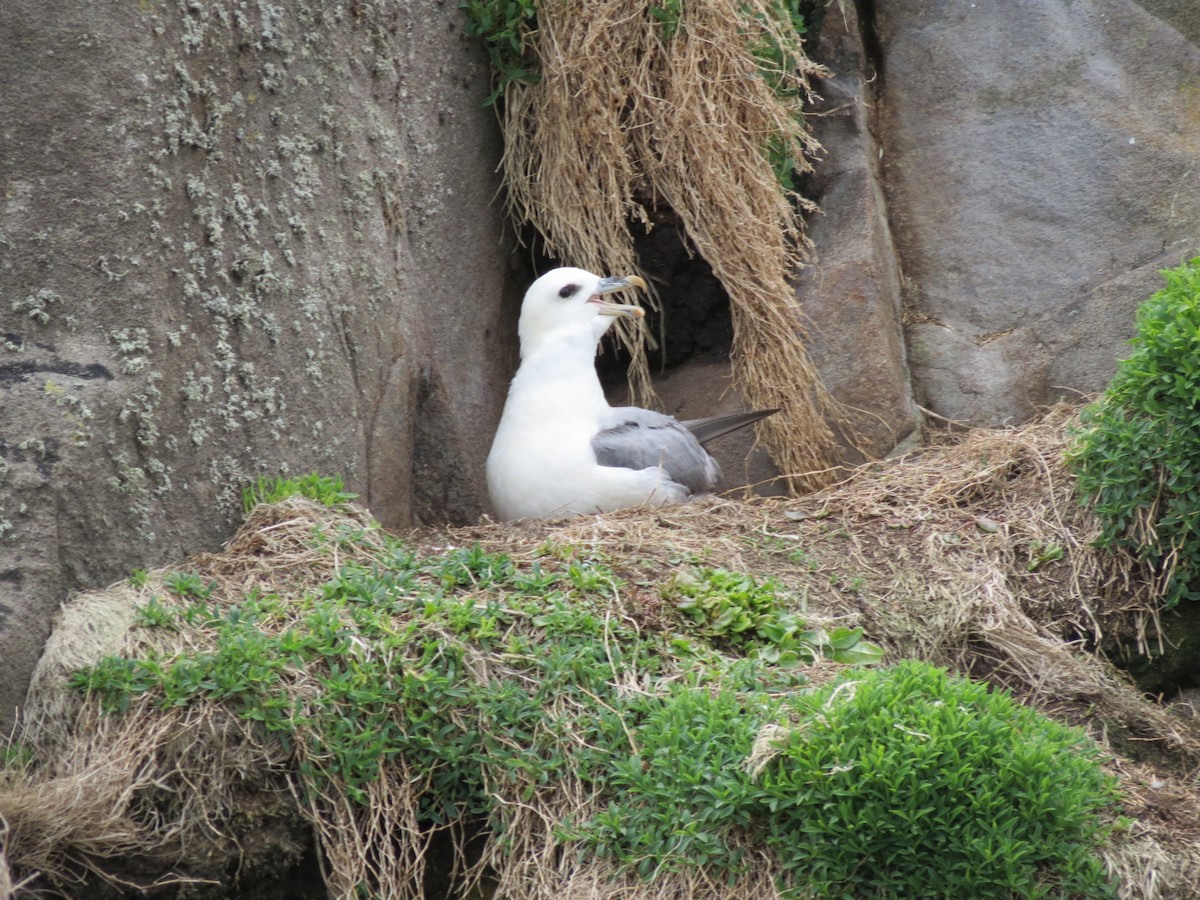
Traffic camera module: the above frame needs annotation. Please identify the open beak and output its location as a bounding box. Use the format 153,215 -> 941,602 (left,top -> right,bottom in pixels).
589,274 -> 647,318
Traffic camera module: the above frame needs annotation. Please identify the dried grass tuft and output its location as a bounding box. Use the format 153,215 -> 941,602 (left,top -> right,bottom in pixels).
1098,755 -> 1200,900
500,0 -> 840,490
6,409 -> 1200,897
1,818 -> 14,900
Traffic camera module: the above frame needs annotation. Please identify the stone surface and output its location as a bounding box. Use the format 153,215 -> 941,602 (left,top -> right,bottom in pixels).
877,0 -> 1200,423
0,1 -> 514,730
797,2 -> 922,460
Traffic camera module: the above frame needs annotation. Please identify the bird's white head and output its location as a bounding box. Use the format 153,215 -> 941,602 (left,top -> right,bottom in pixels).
517,267 -> 646,358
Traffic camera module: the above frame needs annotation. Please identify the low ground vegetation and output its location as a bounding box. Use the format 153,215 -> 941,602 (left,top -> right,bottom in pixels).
5,409 -> 1200,897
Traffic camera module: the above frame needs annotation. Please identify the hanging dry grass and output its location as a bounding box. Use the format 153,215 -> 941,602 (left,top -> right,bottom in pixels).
6,409 -> 1200,898
498,0 -> 840,491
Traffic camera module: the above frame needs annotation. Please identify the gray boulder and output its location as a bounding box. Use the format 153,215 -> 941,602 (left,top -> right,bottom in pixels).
798,2 -> 922,461
877,0 -> 1200,423
0,1 -> 515,730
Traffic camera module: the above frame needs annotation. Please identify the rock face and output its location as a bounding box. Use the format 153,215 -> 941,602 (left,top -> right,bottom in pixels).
619,0 -> 1199,489
876,0 -> 1200,424
0,1 -> 515,729
797,3 -> 921,462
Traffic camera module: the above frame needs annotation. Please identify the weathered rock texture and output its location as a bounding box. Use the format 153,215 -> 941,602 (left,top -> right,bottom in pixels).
0,1 -> 514,729
877,0 -> 1200,423
797,2 -> 921,461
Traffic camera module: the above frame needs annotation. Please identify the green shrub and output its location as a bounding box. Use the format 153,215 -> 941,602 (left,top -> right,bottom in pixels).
576,684 -> 773,877
459,0 -> 540,105
70,543 -> 671,809
1068,256 -> 1200,605
576,662 -> 1117,898
162,571 -> 216,599
756,661 -> 1119,898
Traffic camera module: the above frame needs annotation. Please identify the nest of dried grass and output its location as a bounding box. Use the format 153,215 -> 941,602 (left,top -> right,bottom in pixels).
5,409 -> 1200,898
499,0 -> 840,491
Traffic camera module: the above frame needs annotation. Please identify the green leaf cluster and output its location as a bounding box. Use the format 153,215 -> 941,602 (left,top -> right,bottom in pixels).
648,0 -> 685,40
242,473 -> 358,512
1068,257 -> 1200,605
161,570 -> 217,600
577,661 -> 1118,897
459,0 -> 540,105
72,591 -> 294,715
71,542 -> 670,810
757,661 -> 1119,898
668,567 -> 883,665
576,684 -> 777,878
752,0 -> 815,190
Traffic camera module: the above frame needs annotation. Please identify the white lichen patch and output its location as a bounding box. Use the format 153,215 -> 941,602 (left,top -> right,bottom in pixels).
12,288 -> 61,325
110,327 -> 153,375
118,372 -> 165,447
106,452 -> 158,539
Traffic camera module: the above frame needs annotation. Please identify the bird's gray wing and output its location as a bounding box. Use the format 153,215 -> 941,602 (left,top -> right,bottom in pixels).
592,407 -> 720,494
682,408 -> 780,444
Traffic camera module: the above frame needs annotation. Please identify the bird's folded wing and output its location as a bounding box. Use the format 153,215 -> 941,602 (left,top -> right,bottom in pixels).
591,407 -> 720,494
681,408 -> 780,444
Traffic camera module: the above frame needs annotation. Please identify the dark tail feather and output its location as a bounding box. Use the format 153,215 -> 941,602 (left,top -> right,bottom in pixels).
682,408 -> 781,445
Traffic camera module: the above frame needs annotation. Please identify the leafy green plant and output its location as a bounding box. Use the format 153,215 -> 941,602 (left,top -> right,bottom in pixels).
649,0 -> 684,39
1068,256 -> 1200,605
162,571 -> 216,600
70,656 -> 157,713
577,661 -> 1118,897
459,0 -> 540,105
670,569 -> 777,646
757,661 -> 1120,898
1027,539 -> 1065,572
667,568 -> 883,665
242,473 -> 357,512
134,595 -> 177,629
426,543 -> 516,588
751,0 -> 812,190
1,741 -> 33,776
69,543 -> 659,809
577,684 -> 777,878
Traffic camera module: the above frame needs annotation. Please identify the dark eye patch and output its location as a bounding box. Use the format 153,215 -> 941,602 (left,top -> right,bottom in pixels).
558,283 -> 580,299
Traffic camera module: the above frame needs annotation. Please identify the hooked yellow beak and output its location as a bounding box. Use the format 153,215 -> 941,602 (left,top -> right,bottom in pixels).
590,274 -> 646,318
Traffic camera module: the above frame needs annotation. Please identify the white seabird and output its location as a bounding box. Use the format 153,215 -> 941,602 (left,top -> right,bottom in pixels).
486,267 -> 778,522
